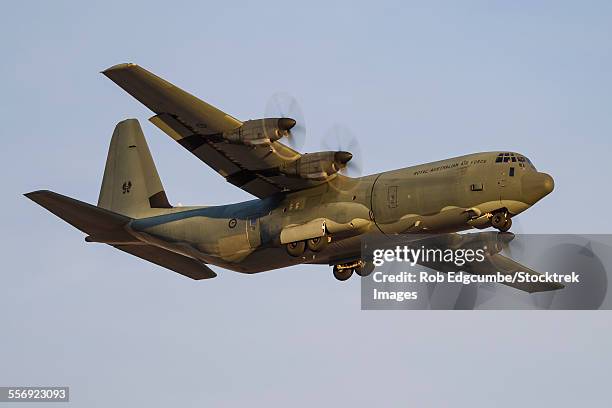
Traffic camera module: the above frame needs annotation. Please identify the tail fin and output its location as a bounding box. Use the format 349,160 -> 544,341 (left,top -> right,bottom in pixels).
98,119 -> 172,217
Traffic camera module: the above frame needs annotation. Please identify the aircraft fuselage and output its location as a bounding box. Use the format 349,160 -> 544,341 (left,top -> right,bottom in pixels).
127,151 -> 554,273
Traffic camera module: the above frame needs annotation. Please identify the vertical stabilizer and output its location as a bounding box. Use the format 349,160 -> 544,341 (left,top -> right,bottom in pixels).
98,119 -> 171,217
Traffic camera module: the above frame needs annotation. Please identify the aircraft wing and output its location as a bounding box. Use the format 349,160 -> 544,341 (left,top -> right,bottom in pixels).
102,63 -> 323,198
414,234 -> 565,293
315,232 -> 565,294
444,253 -> 563,293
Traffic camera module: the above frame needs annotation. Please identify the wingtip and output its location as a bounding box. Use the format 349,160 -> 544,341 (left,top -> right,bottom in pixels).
101,62 -> 138,75
24,190 -> 58,205
528,281 -> 565,293
24,190 -> 51,199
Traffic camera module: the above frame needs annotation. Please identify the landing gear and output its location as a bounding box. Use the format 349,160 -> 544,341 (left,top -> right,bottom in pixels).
286,241 -> 306,257
333,265 -> 353,281
332,260 -> 373,281
286,236 -> 329,257
491,212 -> 512,232
354,261 -> 375,277
306,236 -> 328,252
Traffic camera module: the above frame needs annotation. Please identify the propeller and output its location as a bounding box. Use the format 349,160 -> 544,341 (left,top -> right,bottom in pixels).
491,233 -> 608,309
264,92 -> 306,150
529,240 -> 608,310
320,124 -> 363,178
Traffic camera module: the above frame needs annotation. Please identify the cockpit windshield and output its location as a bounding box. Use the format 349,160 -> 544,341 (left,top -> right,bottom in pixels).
494,152 -> 536,170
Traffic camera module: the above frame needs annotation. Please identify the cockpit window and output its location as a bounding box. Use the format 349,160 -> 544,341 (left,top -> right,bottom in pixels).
495,152 -> 536,170
526,157 -> 537,170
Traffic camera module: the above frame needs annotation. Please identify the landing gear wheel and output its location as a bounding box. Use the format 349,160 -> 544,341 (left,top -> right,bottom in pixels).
491,213 -> 511,232
500,218 -> 512,232
307,236 -> 328,252
333,266 -> 353,281
286,241 -> 306,257
354,261 -> 375,277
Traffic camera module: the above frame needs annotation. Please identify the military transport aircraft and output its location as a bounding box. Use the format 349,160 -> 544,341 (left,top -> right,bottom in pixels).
25,63 -> 559,293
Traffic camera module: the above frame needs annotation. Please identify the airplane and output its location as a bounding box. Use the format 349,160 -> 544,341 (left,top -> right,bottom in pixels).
25,63 -> 560,293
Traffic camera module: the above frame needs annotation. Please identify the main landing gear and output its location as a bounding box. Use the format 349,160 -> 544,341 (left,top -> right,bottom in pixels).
285,236 -> 330,257
286,241 -> 306,257
491,212 -> 512,232
332,260 -> 374,281
333,265 -> 353,281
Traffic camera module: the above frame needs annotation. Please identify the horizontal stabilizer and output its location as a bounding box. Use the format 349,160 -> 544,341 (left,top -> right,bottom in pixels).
25,190 -> 132,240
114,244 -> 217,280
26,190 -> 216,280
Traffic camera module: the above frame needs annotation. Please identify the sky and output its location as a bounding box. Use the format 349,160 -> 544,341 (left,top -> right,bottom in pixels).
1,1 -> 612,406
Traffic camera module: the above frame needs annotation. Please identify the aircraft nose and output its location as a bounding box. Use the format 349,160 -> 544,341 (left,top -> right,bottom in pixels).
521,172 -> 554,204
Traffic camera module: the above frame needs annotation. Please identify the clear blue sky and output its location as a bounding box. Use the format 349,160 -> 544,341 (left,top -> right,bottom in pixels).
2,1 -> 611,406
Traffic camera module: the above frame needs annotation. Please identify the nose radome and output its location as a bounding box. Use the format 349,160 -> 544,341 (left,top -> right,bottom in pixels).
522,172 -> 554,204
541,173 -> 554,194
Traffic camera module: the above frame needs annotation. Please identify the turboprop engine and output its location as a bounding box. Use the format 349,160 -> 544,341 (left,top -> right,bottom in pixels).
223,118 -> 296,146
279,151 -> 353,180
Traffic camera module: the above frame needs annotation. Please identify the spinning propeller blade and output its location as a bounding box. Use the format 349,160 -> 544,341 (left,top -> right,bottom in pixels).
265,92 -> 306,150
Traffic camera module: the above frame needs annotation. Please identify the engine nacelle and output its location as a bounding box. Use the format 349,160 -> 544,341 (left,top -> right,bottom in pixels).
223,118 -> 295,146
280,151 -> 352,180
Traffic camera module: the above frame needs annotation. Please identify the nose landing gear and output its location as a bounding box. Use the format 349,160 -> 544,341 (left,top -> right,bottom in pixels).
491,212 -> 512,232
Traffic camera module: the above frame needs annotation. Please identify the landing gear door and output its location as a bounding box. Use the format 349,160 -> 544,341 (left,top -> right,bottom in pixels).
246,218 -> 261,248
